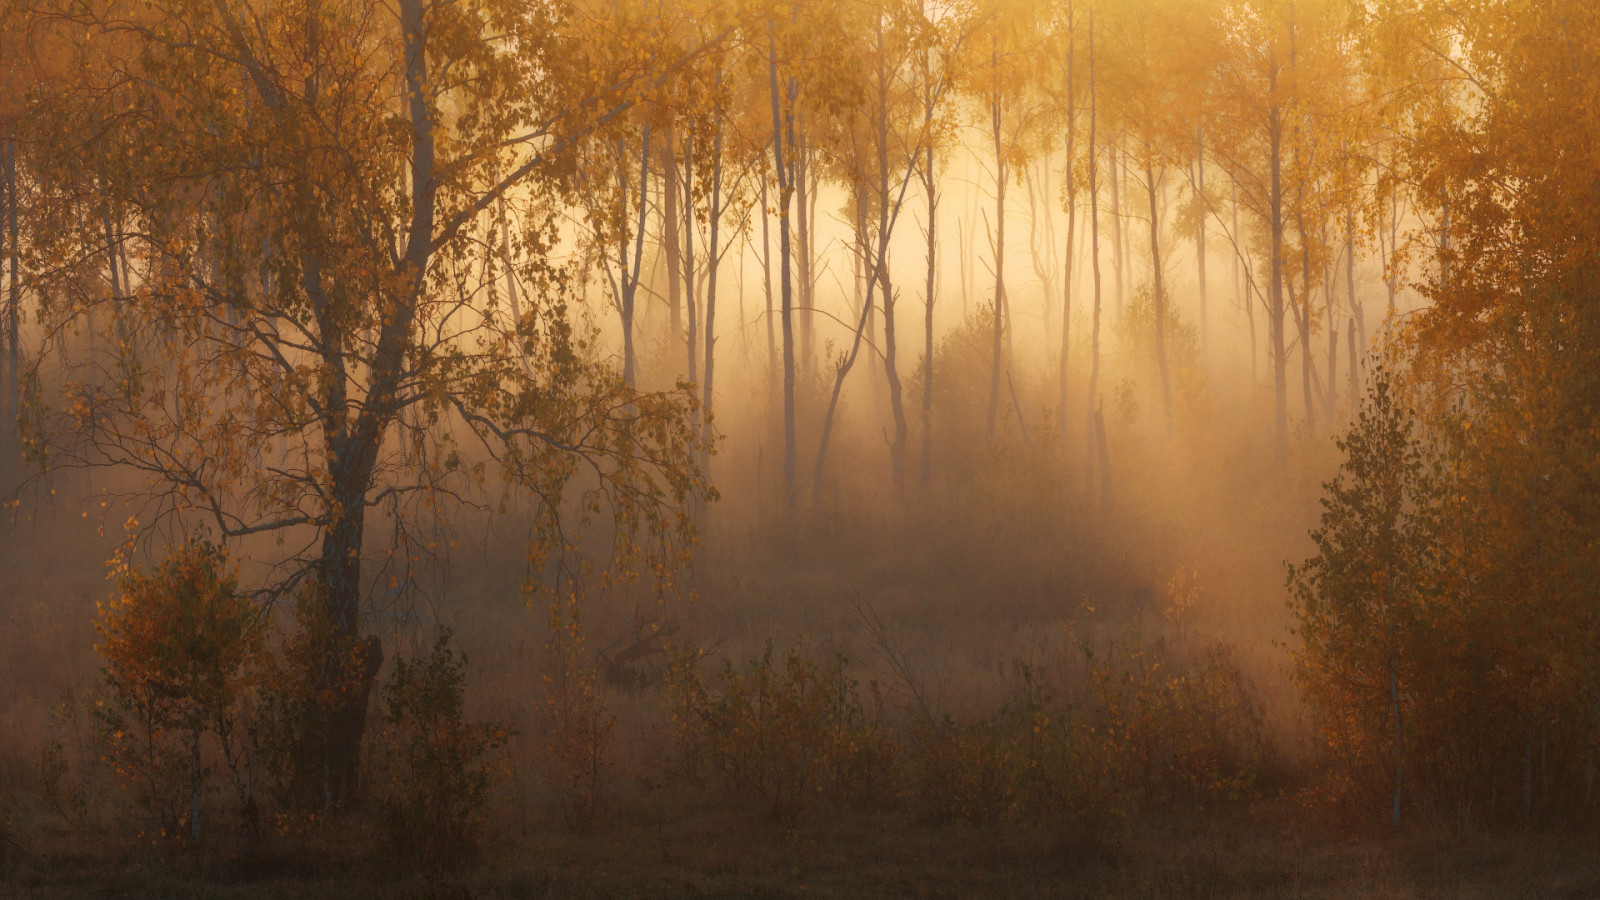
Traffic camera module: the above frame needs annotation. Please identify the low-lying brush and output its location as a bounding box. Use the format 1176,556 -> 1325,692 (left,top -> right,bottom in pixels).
665,626 -> 1268,833
667,639 -> 898,821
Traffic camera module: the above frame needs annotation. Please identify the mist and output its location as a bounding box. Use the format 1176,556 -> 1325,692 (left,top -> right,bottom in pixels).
2,0 -> 1597,894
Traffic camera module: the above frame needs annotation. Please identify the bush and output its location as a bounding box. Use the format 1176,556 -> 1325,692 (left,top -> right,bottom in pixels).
94,539 -> 265,846
669,639 -> 897,821
370,628 -> 513,868
538,596 -> 615,832
253,583 -> 383,818
1076,631 -> 1265,814
907,664 -> 1090,826
906,630 -> 1266,830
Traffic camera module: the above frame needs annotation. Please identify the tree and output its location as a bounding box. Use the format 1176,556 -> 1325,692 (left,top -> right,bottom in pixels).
97,539 -> 264,844
963,0 -> 1048,443
25,0 -> 712,806
1289,370 -> 1431,827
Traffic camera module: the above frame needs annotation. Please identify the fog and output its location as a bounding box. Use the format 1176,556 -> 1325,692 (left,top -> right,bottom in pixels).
0,0 -> 1590,892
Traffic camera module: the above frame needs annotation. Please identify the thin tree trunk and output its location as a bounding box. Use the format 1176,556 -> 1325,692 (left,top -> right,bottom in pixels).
920,39 -> 938,487
702,103 -> 723,479
1094,403 -> 1111,518
1386,185 -> 1398,315
1058,18 -> 1077,443
1346,319 -> 1357,407
877,23 -> 907,500
762,175 -> 777,403
683,131 -> 698,388
1194,128 -> 1207,364
4,137 -> 17,477
1235,178 -> 1254,388
621,128 -> 652,388
1297,210 -> 1314,436
496,197 -> 524,331
664,126 -> 683,362
1268,60 -> 1287,462
985,47 -> 1006,441
796,134 -> 813,376
1085,13 -> 1103,494
1325,243 -> 1337,421
1109,141 -> 1124,319
767,27 -> 797,509
1390,638 -> 1403,827
1347,208 -> 1364,360
812,24 -> 920,504
1146,159 -> 1171,431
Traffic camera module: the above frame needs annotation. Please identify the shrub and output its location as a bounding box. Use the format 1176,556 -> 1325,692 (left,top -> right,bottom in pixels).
253,583 -> 383,817
538,596 -> 615,832
94,539 -> 265,846
371,628 -> 513,868
906,631 -> 1266,830
669,639 -> 897,821
1076,631 -> 1265,814
907,664 -> 1088,826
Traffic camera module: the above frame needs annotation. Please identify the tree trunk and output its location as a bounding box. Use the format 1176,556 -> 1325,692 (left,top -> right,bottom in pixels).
621,129 -> 652,388
313,454 -> 383,809
762,176 -> 777,402
985,53 -> 1006,441
920,51 -> 937,488
1146,160 -> 1171,432
1346,319 -> 1357,407
879,35 -> 907,500
810,209 -> 885,506
1194,129 -> 1207,365
1058,18 -> 1077,445
664,126 -> 683,363
1325,250 -> 1337,422
1267,60 -> 1287,463
4,137 -> 17,479
767,27 -> 797,509
1387,186 -> 1398,315
1347,209 -> 1364,361
497,197 -> 524,334
1110,141 -> 1124,320
702,104 -> 723,480
796,134 -> 813,377
1094,402 -> 1111,518
1297,208 -> 1314,436
1236,178 -> 1254,388
1085,13 -> 1103,495
683,131 -> 698,388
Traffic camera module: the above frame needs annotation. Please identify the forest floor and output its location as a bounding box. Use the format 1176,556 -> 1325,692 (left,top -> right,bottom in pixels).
5,800 -> 1600,899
